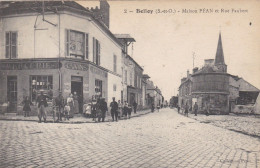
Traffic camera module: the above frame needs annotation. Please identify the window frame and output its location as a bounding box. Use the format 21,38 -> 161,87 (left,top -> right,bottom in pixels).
5,31 -> 18,59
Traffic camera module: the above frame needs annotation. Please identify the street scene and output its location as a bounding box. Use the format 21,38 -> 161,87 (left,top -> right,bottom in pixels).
0,0 -> 260,168
0,108 -> 260,168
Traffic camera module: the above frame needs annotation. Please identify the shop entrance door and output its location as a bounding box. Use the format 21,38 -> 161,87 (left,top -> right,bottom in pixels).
71,76 -> 83,114
7,76 -> 17,112
130,93 -> 135,106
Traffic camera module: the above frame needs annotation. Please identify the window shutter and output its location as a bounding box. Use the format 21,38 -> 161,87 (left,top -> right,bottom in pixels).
85,34 -> 89,59
5,32 -> 10,58
97,41 -> 100,65
65,29 -> 70,57
11,32 -> 17,58
93,37 -> 96,64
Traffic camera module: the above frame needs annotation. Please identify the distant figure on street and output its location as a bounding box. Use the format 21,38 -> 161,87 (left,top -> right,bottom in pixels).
123,101 -> 129,119
73,92 -> 79,114
110,97 -> 119,122
36,91 -> 48,123
118,100 -> 122,119
91,98 -> 97,122
205,102 -> 210,116
193,102 -> 198,116
177,105 -> 180,113
98,98 -> 108,122
184,103 -> 189,117
133,101 -> 137,114
157,104 -> 160,112
22,96 -> 32,117
151,103 -> 155,112
67,93 -> 74,118
53,92 -> 64,122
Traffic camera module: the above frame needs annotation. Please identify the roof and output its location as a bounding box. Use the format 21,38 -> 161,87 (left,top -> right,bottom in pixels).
114,34 -> 136,42
238,78 -> 260,92
0,1 -> 123,48
126,55 -> 143,71
143,74 -> 150,79
215,32 -> 225,65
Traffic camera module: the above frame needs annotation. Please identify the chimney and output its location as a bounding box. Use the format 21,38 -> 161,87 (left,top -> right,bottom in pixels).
99,0 -> 110,28
187,70 -> 190,77
193,67 -> 198,73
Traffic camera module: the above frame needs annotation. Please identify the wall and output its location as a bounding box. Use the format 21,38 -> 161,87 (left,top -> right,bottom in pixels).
59,13 -> 122,74
0,14 -> 59,59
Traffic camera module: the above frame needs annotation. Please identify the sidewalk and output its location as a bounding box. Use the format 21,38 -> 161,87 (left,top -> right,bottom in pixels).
0,109 -> 152,124
186,112 -> 260,138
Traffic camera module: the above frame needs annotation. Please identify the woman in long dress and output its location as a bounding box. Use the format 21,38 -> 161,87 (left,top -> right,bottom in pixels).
67,93 -> 74,117
73,92 -> 79,114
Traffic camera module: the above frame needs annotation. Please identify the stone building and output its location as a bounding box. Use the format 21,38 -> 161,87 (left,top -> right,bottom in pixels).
0,1 -> 122,115
178,32 -> 260,114
179,33 -> 230,114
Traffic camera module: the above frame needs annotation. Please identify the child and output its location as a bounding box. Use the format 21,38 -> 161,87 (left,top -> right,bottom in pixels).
22,96 -> 33,117
63,103 -> 70,121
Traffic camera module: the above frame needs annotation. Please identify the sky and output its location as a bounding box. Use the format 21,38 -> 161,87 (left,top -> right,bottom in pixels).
78,0 -> 260,101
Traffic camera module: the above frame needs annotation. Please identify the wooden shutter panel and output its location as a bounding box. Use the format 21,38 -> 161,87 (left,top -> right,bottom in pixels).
65,29 -> 70,57
97,41 -> 100,65
93,37 -> 96,64
5,32 -> 10,58
85,34 -> 89,59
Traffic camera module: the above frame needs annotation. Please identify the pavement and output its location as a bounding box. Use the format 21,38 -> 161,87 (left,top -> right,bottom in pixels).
0,108 -> 259,168
0,109 -> 151,123
185,111 -> 260,138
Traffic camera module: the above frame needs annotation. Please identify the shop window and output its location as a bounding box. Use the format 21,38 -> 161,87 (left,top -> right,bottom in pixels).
5,32 -> 17,59
30,76 -> 53,102
66,30 -> 88,60
93,37 -> 101,65
95,79 -> 102,99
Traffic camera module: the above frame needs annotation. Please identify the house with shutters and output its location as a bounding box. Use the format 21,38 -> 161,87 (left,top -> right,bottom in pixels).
0,1 -> 122,115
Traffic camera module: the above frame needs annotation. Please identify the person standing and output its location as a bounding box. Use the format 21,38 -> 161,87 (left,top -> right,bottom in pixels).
157,104 -> 160,112
184,103 -> 189,117
205,102 -> 210,116
99,98 -> 108,122
118,100 -> 122,119
91,99 -> 97,122
151,103 -> 155,112
123,101 -> 129,119
110,97 -> 119,122
36,91 -> 48,123
73,92 -> 79,114
22,96 -> 32,117
54,92 -> 64,122
193,102 -> 198,116
177,105 -> 180,113
133,101 -> 137,114
67,93 -> 74,118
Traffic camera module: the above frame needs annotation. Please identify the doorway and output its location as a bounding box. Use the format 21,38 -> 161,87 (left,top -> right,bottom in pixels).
71,76 -> 83,114
7,76 -> 17,112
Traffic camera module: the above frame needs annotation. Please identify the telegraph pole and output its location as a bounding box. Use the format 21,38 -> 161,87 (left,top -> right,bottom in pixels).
192,52 -> 195,68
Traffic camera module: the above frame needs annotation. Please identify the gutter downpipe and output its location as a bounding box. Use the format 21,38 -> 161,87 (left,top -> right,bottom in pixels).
58,13 -> 62,94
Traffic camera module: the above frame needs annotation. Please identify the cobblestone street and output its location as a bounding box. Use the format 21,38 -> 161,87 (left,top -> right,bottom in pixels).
0,108 -> 259,168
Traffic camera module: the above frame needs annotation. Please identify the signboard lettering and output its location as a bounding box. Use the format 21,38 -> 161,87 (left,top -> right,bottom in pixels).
0,62 -> 59,70
64,62 -> 88,71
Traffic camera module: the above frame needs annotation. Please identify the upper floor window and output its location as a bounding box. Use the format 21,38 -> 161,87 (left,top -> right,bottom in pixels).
66,30 -> 88,60
93,37 -> 101,65
113,55 -> 117,73
124,70 -> 127,84
5,32 -> 17,59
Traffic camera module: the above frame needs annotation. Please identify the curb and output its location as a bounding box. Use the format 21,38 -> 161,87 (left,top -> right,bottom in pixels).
0,110 -> 152,124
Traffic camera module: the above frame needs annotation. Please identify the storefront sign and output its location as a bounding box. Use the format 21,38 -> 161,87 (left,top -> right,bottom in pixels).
64,62 -> 88,71
90,66 -> 107,78
0,62 -> 59,70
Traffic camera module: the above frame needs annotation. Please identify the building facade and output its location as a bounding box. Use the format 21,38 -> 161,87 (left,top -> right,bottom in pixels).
0,1 -> 122,114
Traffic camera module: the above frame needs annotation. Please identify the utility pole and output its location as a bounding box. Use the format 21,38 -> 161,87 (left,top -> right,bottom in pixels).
192,52 -> 195,69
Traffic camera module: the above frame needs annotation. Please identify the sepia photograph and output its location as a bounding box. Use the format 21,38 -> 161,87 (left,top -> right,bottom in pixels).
0,0 -> 259,167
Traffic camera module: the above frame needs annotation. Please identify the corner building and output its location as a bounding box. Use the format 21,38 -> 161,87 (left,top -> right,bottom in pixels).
0,1 -> 122,114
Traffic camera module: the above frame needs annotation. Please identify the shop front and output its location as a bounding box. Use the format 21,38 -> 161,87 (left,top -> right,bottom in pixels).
0,58 -> 108,116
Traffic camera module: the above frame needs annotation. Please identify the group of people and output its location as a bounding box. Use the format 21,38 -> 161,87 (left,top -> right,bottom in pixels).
21,91 -> 81,123
83,98 -> 138,122
177,102 -> 210,117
